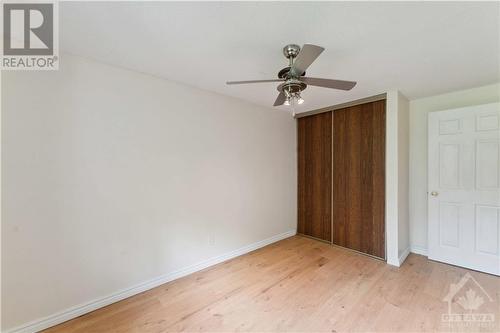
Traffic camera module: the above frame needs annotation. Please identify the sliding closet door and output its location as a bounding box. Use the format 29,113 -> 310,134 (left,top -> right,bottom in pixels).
297,112 -> 332,242
332,100 -> 385,258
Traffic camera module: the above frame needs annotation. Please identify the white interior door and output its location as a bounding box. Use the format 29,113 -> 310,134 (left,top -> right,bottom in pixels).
428,102 -> 500,275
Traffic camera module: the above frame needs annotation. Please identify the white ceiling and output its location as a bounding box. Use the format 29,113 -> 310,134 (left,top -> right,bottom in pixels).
60,2 -> 500,113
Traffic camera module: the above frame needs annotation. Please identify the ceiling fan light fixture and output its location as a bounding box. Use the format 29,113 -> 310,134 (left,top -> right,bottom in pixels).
287,92 -> 304,106
281,87 -> 304,106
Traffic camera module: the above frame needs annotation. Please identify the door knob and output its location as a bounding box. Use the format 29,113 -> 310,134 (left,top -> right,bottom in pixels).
431,191 -> 439,197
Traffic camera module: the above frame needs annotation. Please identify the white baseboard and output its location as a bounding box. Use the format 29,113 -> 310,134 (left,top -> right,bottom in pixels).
4,229 -> 296,333
398,247 -> 411,266
410,245 -> 428,256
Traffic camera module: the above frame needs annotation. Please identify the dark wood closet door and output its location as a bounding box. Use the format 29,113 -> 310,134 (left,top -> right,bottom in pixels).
297,112 -> 332,242
332,100 -> 386,258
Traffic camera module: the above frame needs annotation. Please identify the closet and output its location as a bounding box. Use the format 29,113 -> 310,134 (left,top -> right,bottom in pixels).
297,99 -> 386,259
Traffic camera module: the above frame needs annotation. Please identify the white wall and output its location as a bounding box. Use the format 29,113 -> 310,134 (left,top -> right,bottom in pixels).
409,83 -> 500,254
397,93 -> 410,260
1,54 -> 297,331
385,90 -> 410,266
385,91 -> 398,266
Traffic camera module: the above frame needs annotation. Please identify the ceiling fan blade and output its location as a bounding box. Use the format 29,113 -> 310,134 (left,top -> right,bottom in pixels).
291,44 -> 325,76
273,91 -> 286,106
226,79 -> 283,85
300,77 -> 357,90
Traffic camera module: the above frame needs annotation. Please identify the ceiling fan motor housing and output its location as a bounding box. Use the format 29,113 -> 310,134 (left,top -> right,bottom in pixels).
278,80 -> 307,95
278,66 -> 306,79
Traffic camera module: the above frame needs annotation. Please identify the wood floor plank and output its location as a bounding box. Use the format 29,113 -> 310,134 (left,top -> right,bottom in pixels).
43,236 -> 500,333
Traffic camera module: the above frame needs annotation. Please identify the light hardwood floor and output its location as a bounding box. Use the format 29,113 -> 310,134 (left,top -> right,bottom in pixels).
44,236 -> 500,332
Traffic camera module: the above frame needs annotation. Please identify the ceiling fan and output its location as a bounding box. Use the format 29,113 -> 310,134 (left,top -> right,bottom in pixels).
226,44 -> 357,107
